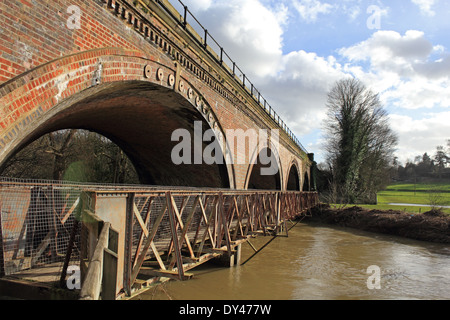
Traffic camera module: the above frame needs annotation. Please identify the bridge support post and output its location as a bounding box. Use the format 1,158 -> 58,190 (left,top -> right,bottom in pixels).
80,192 -> 127,297
212,243 -> 241,267
234,243 -> 242,266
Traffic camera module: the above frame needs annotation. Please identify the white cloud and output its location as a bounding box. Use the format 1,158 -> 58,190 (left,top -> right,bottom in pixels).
346,5 -> 361,21
383,79 -> 450,110
260,50 -> 346,135
414,54 -> 450,80
186,0 -> 285,78
292,0 -> 334,22
411,0 -> 437,17
340,30 -> 433,72
389,112 -> 450,163
339,30 -> 450,110
271,2 -> 290,27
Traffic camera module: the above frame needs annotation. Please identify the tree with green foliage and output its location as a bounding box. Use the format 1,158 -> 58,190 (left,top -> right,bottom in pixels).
323,78 -> 398,204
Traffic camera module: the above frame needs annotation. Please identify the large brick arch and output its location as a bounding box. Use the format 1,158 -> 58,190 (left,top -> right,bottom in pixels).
0,49 -> 235,188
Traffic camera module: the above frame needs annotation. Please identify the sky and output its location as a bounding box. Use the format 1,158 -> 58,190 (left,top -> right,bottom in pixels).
171,0 -> 450,165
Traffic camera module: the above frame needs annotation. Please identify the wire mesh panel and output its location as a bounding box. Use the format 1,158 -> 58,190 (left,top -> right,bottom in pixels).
0,177 -> 169,282
0,181 -> 82,280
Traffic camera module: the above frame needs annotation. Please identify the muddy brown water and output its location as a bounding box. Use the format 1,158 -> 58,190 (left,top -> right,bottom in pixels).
134,222 -> 450,300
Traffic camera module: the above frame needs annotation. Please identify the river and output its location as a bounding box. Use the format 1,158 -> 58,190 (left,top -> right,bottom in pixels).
134,222 -> 450,300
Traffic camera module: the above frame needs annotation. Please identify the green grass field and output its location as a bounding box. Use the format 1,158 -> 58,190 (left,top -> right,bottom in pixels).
359,182 -> 450,214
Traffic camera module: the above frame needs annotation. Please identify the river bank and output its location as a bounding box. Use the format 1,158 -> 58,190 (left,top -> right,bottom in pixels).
308,204 -> 450,244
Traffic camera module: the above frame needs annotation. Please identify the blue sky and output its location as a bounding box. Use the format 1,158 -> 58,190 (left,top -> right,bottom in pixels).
173,0 -> 450,165
278,1 -> 450,55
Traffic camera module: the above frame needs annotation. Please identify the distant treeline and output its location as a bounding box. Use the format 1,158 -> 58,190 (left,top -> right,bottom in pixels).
392,140 -> 450,182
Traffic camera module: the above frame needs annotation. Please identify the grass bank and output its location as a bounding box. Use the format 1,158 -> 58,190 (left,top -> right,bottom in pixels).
358,182 -> 450,215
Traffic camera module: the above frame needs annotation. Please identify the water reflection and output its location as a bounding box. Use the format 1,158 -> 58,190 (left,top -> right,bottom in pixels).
134,223 -> 450,300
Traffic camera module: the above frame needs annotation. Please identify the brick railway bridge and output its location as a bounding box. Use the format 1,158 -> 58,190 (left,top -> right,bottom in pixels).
0,0 -> 319,299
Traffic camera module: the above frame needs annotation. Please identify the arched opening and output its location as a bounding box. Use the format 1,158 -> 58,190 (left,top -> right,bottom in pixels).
286,163 -> 300,191
0,81 -> 230,188
303,172 -> 310,191
0,129 -> 140,184
247,147 -> 281,190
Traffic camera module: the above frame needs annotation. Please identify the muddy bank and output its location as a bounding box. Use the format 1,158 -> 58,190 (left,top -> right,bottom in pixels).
307,204 -> 450,243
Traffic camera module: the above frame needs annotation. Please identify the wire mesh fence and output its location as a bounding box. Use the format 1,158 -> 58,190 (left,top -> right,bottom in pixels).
0,180 -> 81,280
0,177 -> 168,282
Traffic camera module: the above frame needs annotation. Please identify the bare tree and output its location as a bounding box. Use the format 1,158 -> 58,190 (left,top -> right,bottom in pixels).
46,130 -> 78,181
323,78 -> 398,204
0,137 -> 52,179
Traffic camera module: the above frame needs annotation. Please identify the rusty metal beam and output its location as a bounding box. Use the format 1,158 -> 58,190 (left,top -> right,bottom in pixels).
165,192 -> 185,280
132,197 -> 153,268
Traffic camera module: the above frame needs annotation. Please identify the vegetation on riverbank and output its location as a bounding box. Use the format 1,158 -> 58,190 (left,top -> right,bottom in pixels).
309,204 -> 450,243
313,182 -> 450,243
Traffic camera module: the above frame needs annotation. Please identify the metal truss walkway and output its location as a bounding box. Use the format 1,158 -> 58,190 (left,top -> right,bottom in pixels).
0,178 -> 318,300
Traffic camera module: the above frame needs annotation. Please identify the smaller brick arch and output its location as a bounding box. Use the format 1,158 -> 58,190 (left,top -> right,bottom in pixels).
302,170 -> 311,192
285,160 -> 301,191
244,142 -> 283,191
